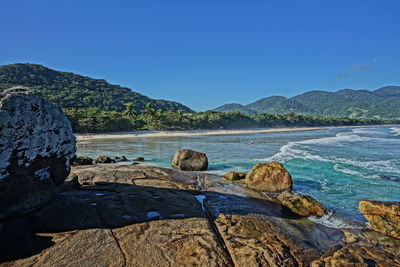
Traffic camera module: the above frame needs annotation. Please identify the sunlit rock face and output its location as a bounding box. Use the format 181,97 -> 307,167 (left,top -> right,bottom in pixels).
0,86 -> 76,219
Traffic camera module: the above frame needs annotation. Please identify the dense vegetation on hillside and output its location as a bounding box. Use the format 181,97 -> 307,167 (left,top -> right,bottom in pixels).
214,103 -> 257,114
0,63 -> 193,113
64,103 -> 391,133
215,86 -> 400,119
0,63 -> 397,133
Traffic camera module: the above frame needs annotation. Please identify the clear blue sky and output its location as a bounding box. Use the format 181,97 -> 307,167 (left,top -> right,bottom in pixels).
1,0 -> 399,111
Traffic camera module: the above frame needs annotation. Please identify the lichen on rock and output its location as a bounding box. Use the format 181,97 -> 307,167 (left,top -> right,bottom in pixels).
359,200 -> 400,239
278,191 -> 328,217
0,86 -> 76,219
245,161 -> 292,192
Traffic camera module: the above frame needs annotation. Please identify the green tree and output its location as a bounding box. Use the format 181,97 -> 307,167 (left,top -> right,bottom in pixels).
123,102 -> 136,119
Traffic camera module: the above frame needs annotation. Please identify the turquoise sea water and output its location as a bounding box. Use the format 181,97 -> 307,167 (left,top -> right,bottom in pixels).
77,126 -> 400,223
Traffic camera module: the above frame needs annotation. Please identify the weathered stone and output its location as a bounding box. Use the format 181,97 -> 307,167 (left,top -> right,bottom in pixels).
278,191 -> 328,217
2,165 -> 398,266
119,156 -> 127,162
72,156 -> 93,166
311,241 -> 400,266
172,149 -> 208,171
133,157 -> 145,161
94,155 -> 114,164
222,171 -> 246,181
0,87 -> 76,219
245,161 -> 292,192
359,200 -> 400,239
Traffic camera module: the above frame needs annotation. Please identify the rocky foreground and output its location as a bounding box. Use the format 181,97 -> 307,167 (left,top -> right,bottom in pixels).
1,87 -> 399,266
1,165 -> 399,266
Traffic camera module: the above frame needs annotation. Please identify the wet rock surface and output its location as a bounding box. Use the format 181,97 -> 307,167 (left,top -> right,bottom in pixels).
278,191 -> 328,217
172,149 -> 208,171
1,165 -> 399,266
245,161 -> 293,192
0,87 -> 76,219
359,200 -> 400,239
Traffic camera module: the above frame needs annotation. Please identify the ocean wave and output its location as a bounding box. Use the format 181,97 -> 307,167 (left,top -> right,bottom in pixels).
308,211 -> 363,229
258,131 -> 370,162
389,127 -> 400,136
257,128 -> 400,175
351,128 -> 381,134
332,157 -> 400,175
333,164 -> 382,179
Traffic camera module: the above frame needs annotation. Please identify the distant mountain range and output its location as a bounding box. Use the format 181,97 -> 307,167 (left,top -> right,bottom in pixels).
214,86 -> 400,119
1,63 -> 399,119
0,63 -> 193,113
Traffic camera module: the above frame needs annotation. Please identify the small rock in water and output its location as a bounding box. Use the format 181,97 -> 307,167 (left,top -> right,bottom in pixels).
95,155 -> 114,164
133,157 -> 145,161
72,156 -> 93,166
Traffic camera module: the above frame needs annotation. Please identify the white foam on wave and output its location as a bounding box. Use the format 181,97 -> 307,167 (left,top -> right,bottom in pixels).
333,157 -> 400,175
257,128 -> 400,175
390,127 -> 400,136
308,211 -> 363,229
259,129 -> 373,162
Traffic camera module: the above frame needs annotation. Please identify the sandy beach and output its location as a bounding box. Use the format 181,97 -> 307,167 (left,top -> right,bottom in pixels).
74,125 -> 382,141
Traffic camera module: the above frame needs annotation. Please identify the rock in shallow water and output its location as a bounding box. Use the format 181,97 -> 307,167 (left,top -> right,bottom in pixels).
171,149 -> 208,171
0,87 -> 76,219
72,156 -> 93,166
245,161 -> 292,192
359,200 -> 400,239
278,191 -> 328,217
94,155 -> 114,164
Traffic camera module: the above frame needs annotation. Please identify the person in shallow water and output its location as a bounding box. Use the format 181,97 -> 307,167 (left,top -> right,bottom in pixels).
250,139 -> 254,147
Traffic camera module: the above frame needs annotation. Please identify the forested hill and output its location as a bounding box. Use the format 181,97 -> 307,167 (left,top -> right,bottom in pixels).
0,63 -> 193,113
214,86 -> 400,119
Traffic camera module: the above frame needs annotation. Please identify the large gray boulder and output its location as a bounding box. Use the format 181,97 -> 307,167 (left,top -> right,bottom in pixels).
172,149 -> 208,171
0,87 -> 76,219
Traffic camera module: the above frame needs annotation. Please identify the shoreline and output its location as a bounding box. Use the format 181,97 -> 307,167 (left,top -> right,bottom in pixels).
75,124 -> 397,141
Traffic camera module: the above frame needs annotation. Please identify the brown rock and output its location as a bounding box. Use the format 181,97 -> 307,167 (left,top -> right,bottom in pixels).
7,165 -> 397,267
311,242 -> 400,267
94,155 -> 114,164
171,149 -> 208,171
278,191 -> 327,217
222,172 -> 246,181
72,156 -> 93,166
359,200 -> 400,239
133,157 -> 145,161
245,161 -> 292,192
0,165 -> 232,266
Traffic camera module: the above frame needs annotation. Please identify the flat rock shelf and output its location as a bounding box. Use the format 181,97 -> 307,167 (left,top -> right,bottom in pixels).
1,165 -> 399,266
